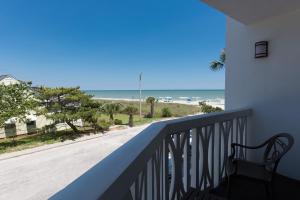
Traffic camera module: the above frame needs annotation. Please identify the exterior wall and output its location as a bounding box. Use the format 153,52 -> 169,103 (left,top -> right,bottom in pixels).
226,9 -> 300,180
0,115 -> 51,138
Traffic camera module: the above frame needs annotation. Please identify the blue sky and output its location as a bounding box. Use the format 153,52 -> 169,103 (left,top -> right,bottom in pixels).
0,0 -> 225,90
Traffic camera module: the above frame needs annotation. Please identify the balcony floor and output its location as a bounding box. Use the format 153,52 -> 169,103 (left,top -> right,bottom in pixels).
187,173 -> 300,200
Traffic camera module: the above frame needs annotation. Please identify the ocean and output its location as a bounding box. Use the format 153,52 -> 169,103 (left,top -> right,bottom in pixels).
84,90 -> 224,104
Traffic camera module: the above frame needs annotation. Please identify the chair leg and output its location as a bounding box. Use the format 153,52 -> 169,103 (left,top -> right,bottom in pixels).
227,176 -> 232,200
264,182 -> 273,200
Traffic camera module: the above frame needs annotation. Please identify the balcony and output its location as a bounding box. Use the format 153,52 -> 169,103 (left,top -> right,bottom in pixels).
51,108 -> 300,200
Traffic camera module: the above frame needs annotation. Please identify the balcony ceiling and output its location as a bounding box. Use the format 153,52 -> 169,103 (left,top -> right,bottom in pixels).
202,0 -> 300,24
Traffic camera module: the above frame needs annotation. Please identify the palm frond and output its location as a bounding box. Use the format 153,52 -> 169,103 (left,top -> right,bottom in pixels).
219,50 -> 226,63
209,61 -> 224,71
209,50 -> 225,71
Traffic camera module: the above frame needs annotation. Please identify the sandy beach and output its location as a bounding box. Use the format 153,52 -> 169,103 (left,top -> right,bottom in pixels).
93,97 -> 225,109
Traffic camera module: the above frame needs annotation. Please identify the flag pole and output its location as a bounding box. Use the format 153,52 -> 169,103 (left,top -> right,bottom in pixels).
139,73 -> 142,119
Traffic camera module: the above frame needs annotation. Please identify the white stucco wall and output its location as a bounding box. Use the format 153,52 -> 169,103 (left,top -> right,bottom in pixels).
226,9 -> 300,180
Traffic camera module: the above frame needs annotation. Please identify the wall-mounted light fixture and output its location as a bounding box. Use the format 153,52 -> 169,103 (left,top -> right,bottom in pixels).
255,41 -> 268,58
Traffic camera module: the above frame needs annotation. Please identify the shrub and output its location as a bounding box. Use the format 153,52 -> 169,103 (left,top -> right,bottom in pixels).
161,107 -> 172,117
199,101 -> 223,113
97,120 -> 112,132
144,113 -> 153,118
114,119 -> 123,125
42,124 -> 57,134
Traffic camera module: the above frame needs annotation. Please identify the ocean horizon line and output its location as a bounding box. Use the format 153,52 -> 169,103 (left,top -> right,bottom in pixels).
83,89 -> 225,91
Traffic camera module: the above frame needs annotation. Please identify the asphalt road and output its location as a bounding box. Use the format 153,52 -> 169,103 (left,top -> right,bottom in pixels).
0,126 -> 146,200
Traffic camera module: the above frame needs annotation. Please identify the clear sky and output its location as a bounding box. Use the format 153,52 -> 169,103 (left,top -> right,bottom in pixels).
0,0 -> 225,90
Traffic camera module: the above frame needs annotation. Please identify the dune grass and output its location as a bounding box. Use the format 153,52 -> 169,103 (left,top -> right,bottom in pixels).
98,100 -> 200,126
97,99 -> 200,118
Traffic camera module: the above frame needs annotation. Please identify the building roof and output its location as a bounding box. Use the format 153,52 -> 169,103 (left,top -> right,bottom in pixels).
202,0 -> 300,24
0,74 -> 17,81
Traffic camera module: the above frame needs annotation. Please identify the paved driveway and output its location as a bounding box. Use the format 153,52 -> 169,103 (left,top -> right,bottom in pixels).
0,126 -> 147,200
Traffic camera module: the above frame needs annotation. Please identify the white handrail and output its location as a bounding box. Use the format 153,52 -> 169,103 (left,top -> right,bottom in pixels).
51,108 -> 252,200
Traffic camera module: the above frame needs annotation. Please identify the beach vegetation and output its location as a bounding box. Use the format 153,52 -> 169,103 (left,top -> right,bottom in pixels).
199,101 -> 223,113
161,107 -> 172,117
98,100 -> 200,118
101,103 -> 122,123
114,119 -> 123,125
122,105 -> 138,127
97,119 -> 112,132
146,96 -> 156,118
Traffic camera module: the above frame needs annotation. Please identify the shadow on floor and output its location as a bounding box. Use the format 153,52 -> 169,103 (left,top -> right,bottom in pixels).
187,173 -> 300,200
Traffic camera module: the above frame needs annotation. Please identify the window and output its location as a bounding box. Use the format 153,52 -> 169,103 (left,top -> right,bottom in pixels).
26,121 -> 37,134
5,123 -> 16,130
27,121 -> 36,126
4,123 -> 17,136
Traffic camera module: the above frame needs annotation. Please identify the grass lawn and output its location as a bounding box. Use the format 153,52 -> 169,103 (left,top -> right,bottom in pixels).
0,100 -> 200,154
0,129 -> 95,154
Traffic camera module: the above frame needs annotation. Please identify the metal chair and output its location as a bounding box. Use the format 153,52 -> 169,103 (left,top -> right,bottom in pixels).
226,133 -> 294,199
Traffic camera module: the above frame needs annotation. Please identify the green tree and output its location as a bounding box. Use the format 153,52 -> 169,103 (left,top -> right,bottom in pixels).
37,87 -> 93,133
122,105 -> 138,127
210,50 -> 225,71
79,100 -> 103,133
0,82 -> 37,127
146,96 -> 156,118
102,103 -> 122,123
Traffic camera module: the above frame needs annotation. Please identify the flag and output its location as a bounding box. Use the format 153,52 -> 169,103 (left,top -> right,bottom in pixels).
139,73 -> 142,81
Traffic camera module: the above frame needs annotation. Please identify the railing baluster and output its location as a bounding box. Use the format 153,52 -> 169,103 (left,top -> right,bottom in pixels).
164,138 -> 169,200
210,124 -> 215,189
183,130 -> 191,192
197,127 -> 203,190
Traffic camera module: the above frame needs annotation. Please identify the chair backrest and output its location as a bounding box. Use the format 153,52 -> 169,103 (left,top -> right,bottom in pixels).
263,133 -> 294,171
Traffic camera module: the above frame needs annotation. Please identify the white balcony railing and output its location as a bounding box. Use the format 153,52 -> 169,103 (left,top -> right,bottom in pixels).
51,108 -> 252,200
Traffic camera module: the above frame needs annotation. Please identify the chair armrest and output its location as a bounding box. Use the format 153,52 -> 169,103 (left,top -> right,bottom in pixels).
230,141 -> 269,158
231,142 -> 267,150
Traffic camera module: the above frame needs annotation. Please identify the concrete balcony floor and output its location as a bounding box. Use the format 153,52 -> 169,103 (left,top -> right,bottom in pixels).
186,173 -> 300,200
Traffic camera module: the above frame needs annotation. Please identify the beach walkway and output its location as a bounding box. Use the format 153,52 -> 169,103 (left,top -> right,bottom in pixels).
0,125 -> 147,200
